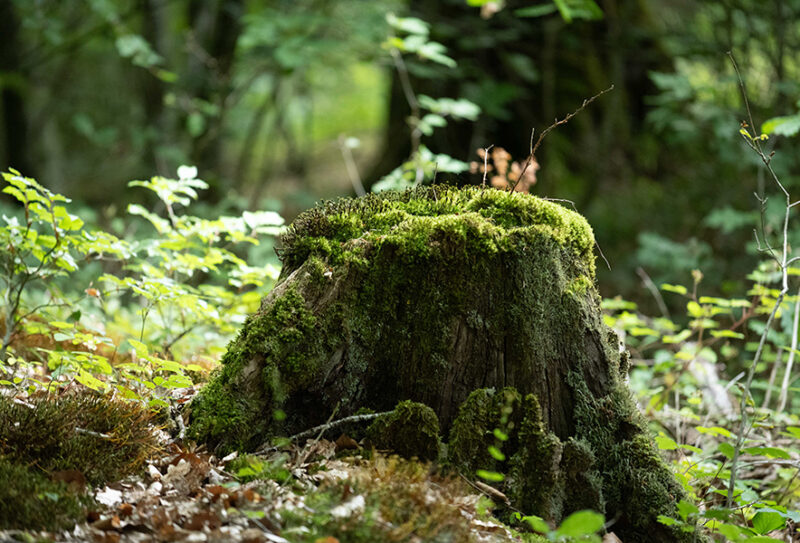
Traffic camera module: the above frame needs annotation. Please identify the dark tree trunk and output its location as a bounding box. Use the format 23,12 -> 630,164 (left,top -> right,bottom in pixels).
189,186 -> 697,542
140,0 -> 168,174
184,0 -> 244,195
0,0 -> 32,174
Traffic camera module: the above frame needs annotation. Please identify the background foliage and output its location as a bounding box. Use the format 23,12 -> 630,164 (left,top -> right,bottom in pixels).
4,0 -> 800,540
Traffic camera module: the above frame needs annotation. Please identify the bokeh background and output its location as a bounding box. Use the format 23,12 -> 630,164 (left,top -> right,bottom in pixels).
2,0 -> 799,304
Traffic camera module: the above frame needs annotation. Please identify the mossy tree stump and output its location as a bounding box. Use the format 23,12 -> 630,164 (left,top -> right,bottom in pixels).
189,186 -> 693,542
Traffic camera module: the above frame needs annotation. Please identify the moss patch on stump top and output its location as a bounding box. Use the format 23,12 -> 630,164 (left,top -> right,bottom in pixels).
278,185 -> 596,277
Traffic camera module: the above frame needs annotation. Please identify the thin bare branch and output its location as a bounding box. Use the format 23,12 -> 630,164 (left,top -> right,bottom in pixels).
481,144 -> 494,187
512,85 -> 613,192
338,135 -> 367,197
778,287 -> 800,412
254,410 -> 391,456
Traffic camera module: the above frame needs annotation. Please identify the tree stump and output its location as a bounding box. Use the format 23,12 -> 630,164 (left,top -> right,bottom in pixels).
188,186 -> 694,542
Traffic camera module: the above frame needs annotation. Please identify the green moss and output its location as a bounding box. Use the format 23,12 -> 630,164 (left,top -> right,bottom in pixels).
568,375 -> 695,542
189,285 -> 329,452
0,392 -> 158,486
279,186 -> 596,278
447,385 -> 694,543
366,401 -> 441,461
448,388 -> 519,477
0,392 -> 152,531
507,395 -> 565,520
0,457 -> 89,531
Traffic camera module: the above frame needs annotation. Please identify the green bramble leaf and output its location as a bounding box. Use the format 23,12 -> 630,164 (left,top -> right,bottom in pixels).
556,510 -> 604,537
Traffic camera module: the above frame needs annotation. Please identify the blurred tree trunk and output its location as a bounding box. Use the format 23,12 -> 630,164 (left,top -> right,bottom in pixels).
0,0 -> 32,174
185,0 -> 245,198
140,0 -> 168,175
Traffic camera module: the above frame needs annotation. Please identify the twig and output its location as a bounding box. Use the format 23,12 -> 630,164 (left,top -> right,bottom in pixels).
254,410 -> 390,456
390,48 -> 424,185
74,427 -> 112,439
761,347 -> 781,409
725,51 -> 794,509
512,85 -> 614,192
636,267 -> 670,319
338,135 -> 367,197
777,286 -> 800,412
481,145 -> 494,186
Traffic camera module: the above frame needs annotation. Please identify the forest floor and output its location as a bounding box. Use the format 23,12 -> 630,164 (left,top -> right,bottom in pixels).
0,387 -> 527,543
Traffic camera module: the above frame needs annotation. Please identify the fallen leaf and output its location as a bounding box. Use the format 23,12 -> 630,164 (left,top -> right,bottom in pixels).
95,486 -> 123,507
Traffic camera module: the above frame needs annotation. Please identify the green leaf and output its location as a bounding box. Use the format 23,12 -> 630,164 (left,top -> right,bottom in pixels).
697,426 -> 734,439
742,446 -> 790,459
128,339 -> 149,356
687,301 -> 704,317
556,510 -> 604,537
751,511 -> 785,535
717,442 -> 735,460
515,4 -> 559,17
553,0 -> 572,22
488,445 -> 506,461
50,321 -> 73,329
657,515 -> 679,526
762,114 -> 800,137
75,370 -> 105,391
523,514 -> 550,534
676,500 -> 699,521
493,428 -> 509,441
386,13 -> 430,36
785,427 -> 800,439
661,283 -> 688,295
655,435 -> 678,450
630,327 -> 659,337
710,330 -> 745,339
715,523 -> 744,540
476,469 -> 504,482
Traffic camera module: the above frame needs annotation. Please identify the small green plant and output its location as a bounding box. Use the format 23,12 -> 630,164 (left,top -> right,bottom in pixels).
514,509 -> 605,542
229,453 -> 291,484
0,169 -> 129,364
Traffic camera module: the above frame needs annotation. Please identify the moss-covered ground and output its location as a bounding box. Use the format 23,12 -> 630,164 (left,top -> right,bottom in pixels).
0,392 -> 161,531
